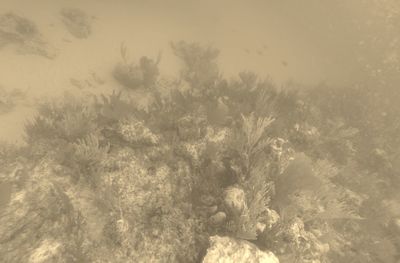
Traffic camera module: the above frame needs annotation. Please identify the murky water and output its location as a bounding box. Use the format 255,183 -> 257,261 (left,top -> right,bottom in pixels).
0,0 -> 398,143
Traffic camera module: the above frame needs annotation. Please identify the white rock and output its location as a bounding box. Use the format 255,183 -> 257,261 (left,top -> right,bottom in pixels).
223,186 -> 246,215
266,208 -> 280,228
29,239 -> 61,263
256,222 -> 267,233
203,235 -> 279,263
209,211 -> 227,225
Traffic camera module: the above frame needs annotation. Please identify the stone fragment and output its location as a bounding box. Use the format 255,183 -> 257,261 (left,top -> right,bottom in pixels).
209,211 -> 227,225
223,186 -> 246,215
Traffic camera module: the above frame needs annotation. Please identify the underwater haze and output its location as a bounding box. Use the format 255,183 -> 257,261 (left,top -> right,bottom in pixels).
1,0 -> 399,142
1,1 -> 400,263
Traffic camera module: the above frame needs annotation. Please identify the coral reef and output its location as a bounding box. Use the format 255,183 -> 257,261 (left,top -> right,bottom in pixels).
117,118 -> 160,146
1,40 -> 400,262
113,44 -> 161,90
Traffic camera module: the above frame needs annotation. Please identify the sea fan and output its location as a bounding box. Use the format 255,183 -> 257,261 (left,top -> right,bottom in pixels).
241,113 -> 275,162
73,133 -> 109,165
96,90 -> 135,122
72,133 -> 109,186
224,113 -> 275,240
25,97 -> 97,143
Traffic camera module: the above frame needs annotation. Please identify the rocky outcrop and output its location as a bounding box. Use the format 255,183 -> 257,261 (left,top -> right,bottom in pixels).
117,118 -> 160,146
202,235 -> 279,263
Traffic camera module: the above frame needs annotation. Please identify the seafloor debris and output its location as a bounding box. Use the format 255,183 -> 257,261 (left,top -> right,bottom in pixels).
0,12 -> 56,58
60,8 -> 92,39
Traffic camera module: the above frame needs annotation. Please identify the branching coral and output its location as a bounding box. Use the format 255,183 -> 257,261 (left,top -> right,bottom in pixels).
62,133 -> 108,187
241,113 -> 275,160
171,41 -> 221,92
214,112 -> 277,241
3,41 -> 398,263
113,43 -> 161,90
24,97 -> 98,143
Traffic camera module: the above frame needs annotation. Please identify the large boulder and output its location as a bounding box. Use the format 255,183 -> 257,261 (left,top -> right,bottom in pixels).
202,235 -> 279,263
